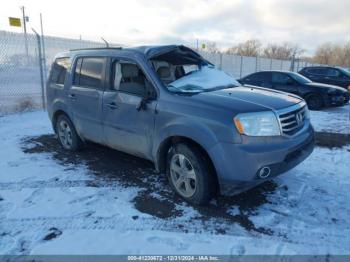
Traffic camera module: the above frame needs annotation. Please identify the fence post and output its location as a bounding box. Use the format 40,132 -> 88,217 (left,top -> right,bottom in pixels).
32,28 -> 46,110
255,56 -> 258,72
40,13 -> 47,82
219,53 -> 223,70
270,58 -> 273,70
296,59 -> 300,72
290,55 -> 295,71
239,56 -> 243,78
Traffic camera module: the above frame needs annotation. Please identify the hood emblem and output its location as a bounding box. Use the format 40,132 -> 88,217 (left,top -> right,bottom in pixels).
296,112 -> 303,126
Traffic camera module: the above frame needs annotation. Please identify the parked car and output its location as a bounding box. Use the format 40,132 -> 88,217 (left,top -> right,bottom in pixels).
299,66 -> 350,91
47,45 -> 314,205
239,71 -> 349,110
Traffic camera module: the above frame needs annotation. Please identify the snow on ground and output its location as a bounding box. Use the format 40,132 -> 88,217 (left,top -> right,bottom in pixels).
310,104 -> 350,134
0,108 -> 350,255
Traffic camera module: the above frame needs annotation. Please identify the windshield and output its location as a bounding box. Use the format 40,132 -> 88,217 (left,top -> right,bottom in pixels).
289,72 -> 312,84
338,67 -> 350,77
150,47 -> 240,93
153,63 -> 240,93
167,66 -> 240,92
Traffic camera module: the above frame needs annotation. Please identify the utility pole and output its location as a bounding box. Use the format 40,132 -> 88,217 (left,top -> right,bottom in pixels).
20,6 -> 29,59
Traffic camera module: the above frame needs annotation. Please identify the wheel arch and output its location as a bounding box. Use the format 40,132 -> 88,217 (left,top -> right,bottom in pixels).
156,135 -> 220,192
52,109 -> 72,133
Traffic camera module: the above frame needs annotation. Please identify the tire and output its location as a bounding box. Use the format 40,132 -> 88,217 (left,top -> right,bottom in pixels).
306,95 -> 323,110
55,114 -> 83,151
166,143 -> 216,205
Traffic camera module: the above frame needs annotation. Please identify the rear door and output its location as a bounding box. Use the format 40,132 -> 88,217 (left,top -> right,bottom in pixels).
102,58 -> 157,159
69,56 -> 106,143
271,72 -> 299,94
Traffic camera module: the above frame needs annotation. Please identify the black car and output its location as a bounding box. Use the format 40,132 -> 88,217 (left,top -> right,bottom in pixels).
239,71 -> 349,110
299,66 -> 350,90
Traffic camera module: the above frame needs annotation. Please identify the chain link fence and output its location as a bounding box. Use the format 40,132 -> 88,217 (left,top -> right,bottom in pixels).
0,30 -> 111,113
0,30 -> 320,114
198,51 -> 315,79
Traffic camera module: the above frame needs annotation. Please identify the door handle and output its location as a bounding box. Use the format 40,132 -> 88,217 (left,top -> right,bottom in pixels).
107,102 -> 119,109
68,94 -> 76,101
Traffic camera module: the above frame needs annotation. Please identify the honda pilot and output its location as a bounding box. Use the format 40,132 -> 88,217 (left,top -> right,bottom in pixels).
47,45 -> 315,205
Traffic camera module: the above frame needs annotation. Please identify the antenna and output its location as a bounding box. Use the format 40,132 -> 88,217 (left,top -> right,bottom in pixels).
101,37 -> 109,47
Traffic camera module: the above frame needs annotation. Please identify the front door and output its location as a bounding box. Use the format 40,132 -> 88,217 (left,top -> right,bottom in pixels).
102,60 -> 157,159
271,72 -> 299,95
325,68 -> 350,88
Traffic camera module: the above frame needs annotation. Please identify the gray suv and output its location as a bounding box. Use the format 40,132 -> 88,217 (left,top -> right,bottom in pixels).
47,45 -> 314,205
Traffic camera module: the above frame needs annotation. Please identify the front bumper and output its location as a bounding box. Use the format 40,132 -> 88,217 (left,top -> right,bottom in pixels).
324,93 -> 349,106
208,123 -> 315,195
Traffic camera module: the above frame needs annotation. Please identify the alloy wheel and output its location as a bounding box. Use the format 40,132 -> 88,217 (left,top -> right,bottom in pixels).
170,153 -> 197,198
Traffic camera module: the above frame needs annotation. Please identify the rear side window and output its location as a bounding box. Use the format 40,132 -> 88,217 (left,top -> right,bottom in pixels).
73,57 -> 105,89
326,68 -> 340,77
306,68 -> 327,75
50,57 -> 70,85
244,72 -> 270,83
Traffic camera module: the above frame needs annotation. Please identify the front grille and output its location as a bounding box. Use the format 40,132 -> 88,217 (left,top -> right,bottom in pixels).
278,105 -> 307,136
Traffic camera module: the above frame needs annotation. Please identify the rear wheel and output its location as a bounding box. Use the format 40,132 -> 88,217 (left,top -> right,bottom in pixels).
56,114 -> 83,151
166,143 -> 215,205
307,95 -> 323,110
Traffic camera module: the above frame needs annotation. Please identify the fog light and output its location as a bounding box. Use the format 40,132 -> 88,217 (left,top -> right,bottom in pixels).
258,167 -> 271,179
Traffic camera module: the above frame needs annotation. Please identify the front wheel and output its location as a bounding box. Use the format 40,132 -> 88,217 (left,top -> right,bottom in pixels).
166,143 -> 216,205
306,95 -> 323,110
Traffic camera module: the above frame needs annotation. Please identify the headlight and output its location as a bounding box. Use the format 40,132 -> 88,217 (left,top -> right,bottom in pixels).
234,111 -> 281,136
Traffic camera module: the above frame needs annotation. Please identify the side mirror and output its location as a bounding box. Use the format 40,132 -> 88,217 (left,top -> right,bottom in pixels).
137,98 -> 148,111
137,82 -> 156,111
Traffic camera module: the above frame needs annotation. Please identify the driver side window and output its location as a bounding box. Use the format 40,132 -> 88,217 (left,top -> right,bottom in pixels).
113,62 -> 146,97
326,68 -> 340,77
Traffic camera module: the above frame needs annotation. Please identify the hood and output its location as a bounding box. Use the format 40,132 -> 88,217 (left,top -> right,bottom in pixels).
305,82 -> 347,92
191,86 -> 303,113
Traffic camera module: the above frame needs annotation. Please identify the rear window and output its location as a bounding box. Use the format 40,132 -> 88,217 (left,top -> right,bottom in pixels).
50,57 -> 70,85
73,57 -> 105,89
244,72 -> 270,82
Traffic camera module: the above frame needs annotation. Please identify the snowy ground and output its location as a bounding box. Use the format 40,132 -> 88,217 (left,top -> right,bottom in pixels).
0,105 -> 350,255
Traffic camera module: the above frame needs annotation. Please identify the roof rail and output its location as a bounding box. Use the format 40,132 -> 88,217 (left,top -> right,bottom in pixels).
69,47 -> 123,51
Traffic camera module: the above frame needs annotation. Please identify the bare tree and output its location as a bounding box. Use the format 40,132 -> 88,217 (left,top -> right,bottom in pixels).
313,43 -> 335,65
263,42 -> 304,60
204,42 -> 221,54
312,42 -> 350,67
225,39 -> 262,57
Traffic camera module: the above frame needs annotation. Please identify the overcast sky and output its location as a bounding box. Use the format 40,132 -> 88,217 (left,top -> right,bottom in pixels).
1,0 -> 350,54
